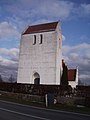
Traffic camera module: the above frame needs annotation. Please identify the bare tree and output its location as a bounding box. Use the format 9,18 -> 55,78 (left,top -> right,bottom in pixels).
0,75 -> 3,82
8,74 -> 14,83
78,79 -> 83,86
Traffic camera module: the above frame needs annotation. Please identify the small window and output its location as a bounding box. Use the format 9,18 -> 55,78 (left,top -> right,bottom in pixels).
33,35 -> 36,45
39,34 -> 43,44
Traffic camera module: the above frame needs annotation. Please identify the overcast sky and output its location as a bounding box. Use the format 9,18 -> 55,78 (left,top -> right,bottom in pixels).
0,0 -> 90,84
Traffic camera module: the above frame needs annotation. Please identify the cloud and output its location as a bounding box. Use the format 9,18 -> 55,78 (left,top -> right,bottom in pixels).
0,0 -> 90,28
0,47 -> 19,81
0,56 -> 18,81
63,43 -> 90,55
0,57 -> 17,67
62,43 -> 90,84
80,35 -> 90,41
62,35 -> 66,41
0,0 -> 90,31
32,0 -> 73,19
0,47 -> 19,70
0,0 -> 74,24
81,3 -> 90,15
79,74 -> 90,85
0,21 -> 20,41
0,48 -> 19,61
74,3 -> 90,17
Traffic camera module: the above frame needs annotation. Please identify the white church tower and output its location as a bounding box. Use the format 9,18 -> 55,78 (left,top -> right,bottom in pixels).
17,21 -> 62,85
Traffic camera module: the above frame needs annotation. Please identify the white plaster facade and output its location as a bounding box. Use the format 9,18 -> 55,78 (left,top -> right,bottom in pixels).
17,22 -> 62,85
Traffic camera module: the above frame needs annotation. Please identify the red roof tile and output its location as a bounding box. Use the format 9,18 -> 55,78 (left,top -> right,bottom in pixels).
68,69 -> 76,81
22,21 -> 58,35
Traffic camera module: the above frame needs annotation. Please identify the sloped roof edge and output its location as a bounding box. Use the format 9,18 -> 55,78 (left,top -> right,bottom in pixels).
22,21 -> 59,35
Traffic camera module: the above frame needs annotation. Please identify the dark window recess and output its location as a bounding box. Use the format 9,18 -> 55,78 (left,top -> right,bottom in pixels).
34,78 -> 40,85
40,34 -> 43,44
33,35 -> 36,45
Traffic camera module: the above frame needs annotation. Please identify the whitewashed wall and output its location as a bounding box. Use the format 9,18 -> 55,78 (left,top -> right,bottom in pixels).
17,23 -> 62,85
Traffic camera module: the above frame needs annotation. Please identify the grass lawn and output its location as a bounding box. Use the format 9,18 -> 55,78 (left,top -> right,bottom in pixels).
0,91 -> 90,115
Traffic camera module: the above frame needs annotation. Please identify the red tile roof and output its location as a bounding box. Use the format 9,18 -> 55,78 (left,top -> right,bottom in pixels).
68,69 -> 76,81
22,21 -> 58,35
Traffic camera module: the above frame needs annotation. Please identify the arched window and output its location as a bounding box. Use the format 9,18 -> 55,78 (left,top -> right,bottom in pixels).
39,34 -> 43,44
33,72 -> 40,85
33,35 -> 36,45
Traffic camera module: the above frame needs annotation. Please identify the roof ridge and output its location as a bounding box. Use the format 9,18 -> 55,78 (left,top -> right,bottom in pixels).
29,21 -> 59,27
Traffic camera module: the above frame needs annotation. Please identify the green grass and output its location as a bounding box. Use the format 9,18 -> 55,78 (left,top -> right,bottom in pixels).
48,104 -> 90,114
0,93 -> 45,107
0,92 -> 90,115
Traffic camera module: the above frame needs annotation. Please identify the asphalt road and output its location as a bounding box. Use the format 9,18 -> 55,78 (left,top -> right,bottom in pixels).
0,100 -> 90,120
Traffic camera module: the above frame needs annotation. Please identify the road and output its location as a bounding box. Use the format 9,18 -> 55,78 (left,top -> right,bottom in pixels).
0,100 -> 90,120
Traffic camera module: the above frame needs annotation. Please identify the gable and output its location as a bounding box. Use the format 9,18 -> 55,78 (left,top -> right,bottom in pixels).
68,69 -> 76,81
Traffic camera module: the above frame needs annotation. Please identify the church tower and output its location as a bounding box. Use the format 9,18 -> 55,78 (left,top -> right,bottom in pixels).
17,21 -> 62,85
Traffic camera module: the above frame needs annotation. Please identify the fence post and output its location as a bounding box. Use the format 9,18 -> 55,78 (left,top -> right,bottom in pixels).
45,94 -> 48,107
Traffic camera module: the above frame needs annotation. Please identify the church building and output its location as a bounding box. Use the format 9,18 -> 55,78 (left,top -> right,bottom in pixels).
17,21 -> 78,88
68,68 -> 78,88
17,21 -> 63,85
